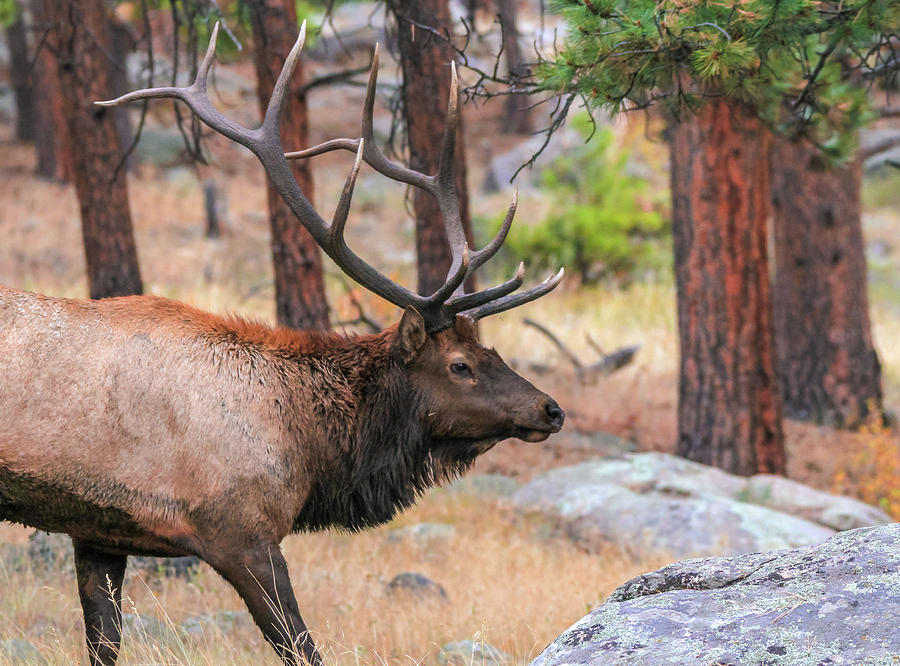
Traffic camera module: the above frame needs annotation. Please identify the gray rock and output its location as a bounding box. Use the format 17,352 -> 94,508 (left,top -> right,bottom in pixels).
743,474 -> 891,531
386,572 -> 448,600
133,129 -> 190,167
212,610 -> 254,633
181,610 -> 253,636
26,531 -> 200,580
0,543 -> 29,572
180,615 -> 212,636
481,127 -> 584,193
386,522 -> 457,543
531,523 -> 900,665
27,531 -> 73,573
0,639 -> 45,664
512,453 -> 849,558
439,640 -> 512,665
130,555 -> 200,580
447,474 -> 521,497
122,613 -> 176,643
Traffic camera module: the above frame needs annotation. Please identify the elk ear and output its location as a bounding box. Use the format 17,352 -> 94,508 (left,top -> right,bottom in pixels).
396,306 -> 428,363
454,314 -> 478,340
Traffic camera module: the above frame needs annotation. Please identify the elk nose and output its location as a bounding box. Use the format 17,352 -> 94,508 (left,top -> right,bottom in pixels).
544,398 -> 565,430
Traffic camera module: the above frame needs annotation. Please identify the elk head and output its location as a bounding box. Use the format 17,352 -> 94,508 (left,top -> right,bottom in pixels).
394,307 -> 564,449
97,22 -> 565,442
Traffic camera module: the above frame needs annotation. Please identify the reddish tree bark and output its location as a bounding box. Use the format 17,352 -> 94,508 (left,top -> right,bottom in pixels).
6,2 -> 35,142
31,0 -> 73,181
386,0 -> 475,296
246,0 -> 330,330
43,0 -> 142,298
670,99 -> 785,476
771,137 -> 882,427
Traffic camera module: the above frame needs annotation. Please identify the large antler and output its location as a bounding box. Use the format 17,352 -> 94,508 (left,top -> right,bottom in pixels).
97,23 -> 562,332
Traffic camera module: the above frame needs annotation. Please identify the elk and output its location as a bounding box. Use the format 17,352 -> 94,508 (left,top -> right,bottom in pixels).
0,23 -> 564,666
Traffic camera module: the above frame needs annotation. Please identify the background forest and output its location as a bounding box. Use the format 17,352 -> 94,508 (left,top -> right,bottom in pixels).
0,0 -> 899,664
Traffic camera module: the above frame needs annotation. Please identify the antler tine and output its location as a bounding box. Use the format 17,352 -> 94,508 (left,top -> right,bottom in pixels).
263,20 -> 306,129
326,139 -> 423,309
285,45 -> 436,194
284,137 -> 361,161
97,22 -> 262,152
462,268 -> 565,321
196,21 -> 219,84
428,59 -> 473,300
329,137 -> 365,245
446,262 -> 525,313
426,246 -> 470,306
436,61 -> 459,192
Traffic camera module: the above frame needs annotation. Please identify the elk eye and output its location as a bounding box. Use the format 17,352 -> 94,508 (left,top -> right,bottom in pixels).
450,362 -> 471,376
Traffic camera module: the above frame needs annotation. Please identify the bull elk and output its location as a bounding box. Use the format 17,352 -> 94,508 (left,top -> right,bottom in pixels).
0,23 -> 564,666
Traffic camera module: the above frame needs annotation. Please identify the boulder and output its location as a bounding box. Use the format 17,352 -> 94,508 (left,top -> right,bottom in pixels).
532,523 -> 900,665
512,452 -> 889,558
386,572 -> 448,600
743,474 -> 891,531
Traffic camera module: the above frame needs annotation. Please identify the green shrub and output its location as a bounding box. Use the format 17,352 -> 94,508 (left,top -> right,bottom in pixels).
502,116 -> 669,285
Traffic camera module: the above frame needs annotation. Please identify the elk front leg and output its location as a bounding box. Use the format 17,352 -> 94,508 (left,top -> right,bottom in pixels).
73,539 -> 127,666
209,544 -> 322,666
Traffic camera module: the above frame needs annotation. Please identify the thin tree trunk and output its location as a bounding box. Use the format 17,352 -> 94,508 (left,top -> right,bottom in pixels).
6,2 -> 35,142
31,0 -> 72,181
386,0 -> 475,296
246,0 -> 330,330
496,0 -> 531,135
43,0 -> 143,298
670,99 -> 785,476
771,137 -> 882,427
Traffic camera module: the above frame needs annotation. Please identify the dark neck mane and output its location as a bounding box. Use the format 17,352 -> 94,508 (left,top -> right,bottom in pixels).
290,335 -> 481,532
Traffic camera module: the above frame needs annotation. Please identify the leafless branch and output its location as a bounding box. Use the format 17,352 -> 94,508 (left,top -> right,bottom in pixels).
524,318 -> 582,370
861,135 -> 900,160
299,60 -> 374,95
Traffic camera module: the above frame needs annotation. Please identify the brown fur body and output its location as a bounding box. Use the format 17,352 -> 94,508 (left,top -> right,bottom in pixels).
0,285 -> 562,665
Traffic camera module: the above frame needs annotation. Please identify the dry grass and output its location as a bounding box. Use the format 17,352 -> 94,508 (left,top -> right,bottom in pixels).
0,491 -> 660,665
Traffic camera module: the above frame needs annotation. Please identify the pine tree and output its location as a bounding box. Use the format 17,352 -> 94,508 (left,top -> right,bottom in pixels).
541,0 -> 896,475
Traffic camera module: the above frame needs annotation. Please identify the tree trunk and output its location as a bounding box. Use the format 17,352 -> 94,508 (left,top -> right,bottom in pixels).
496,0 -> 531,135
386,0 -> 475,296
31,0 -> 73,181
6,2 -> 35,142
670,99 -> 785,476
43,0 -> 143,298
771,137 -> 882,427
246,0 -> 330,330
107,15 -> 135,160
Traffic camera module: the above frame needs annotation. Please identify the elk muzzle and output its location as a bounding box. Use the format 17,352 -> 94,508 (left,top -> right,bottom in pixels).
513,394 -> 565,442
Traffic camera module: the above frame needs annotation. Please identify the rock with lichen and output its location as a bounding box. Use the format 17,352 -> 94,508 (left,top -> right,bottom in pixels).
512,452 -> 890,558
531,523 -> 900,665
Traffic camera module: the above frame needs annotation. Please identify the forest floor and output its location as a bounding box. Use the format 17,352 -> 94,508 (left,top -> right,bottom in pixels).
1,50 -> 899,664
